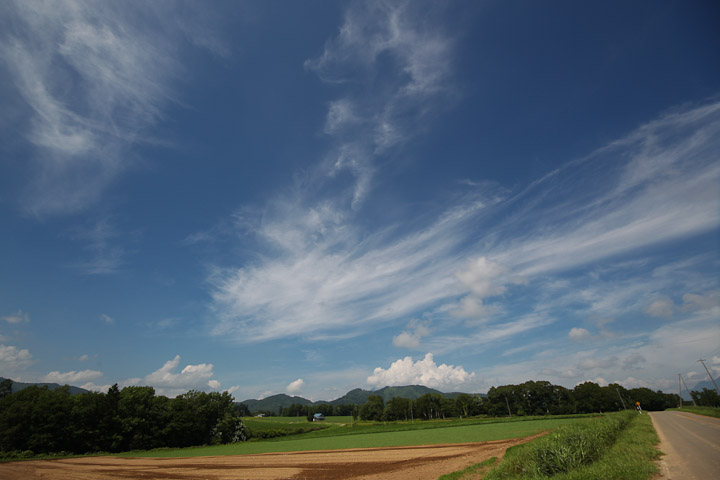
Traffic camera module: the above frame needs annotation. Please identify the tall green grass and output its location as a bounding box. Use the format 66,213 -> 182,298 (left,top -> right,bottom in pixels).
483,411 -> 650,480
547,413 -> 660,480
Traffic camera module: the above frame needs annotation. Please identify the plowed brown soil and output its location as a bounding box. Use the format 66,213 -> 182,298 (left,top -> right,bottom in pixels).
0,434 -> 542,480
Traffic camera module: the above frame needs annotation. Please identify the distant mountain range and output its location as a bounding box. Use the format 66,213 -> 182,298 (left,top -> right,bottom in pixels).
0,377 -> 89,395
240,385 -> 481,413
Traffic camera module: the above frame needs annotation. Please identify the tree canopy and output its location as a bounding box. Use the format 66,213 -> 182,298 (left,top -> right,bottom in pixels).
0,381 -> 246,456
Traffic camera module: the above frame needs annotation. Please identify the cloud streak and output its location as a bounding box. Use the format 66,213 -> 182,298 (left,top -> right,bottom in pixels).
2,310 -> 30,324
0,0 -> 224,215
305,0 -> 455,208
209,97 -> 720,350
210,199 -> 484,341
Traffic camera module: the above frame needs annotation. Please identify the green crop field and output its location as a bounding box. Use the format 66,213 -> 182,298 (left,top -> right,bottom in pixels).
243,415 -> 352,431
118,416 -> 591,458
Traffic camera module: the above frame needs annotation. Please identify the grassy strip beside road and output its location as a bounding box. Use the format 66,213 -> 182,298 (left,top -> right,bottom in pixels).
669,406 -> 720,419
438,457 -> 498,480
460,411 -> 659,480
118,416 -> 588,458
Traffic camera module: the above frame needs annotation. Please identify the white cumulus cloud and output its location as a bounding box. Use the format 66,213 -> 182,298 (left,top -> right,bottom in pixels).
80,382 -> 112,393
367,353 -> 474,390
143,355 -> 217,397
43,369 -> 103,384
453,257 -> 523,321
568,327 -> 591,341
456,257 -> 509,299
0,344 -> 34,372
287,378 -> 305,394
393,321 -> 430,348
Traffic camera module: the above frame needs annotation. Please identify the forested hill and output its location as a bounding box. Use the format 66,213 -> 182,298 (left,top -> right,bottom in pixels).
330,385 -> 447,405
0,377 -> 88,395
239,385 -> 474,413
241,394 -> 314,413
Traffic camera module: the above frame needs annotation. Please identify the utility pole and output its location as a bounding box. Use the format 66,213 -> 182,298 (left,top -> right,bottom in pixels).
678,374 -> 683,408
679,374 -> 697,406
505,396 -> 512,417
615,387 -> 627,410
698,359 -> 720,396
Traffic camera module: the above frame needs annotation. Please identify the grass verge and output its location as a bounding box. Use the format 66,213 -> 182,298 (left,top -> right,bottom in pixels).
669,406 -> 720,418
464,411 -> 660,480
437,457 -> 498,480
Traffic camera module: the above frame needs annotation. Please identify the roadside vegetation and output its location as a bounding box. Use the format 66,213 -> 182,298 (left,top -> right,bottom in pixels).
447,411 -> 660,480
681,388 -> 720,409
670,406 -> 720,418
438,457 -> 499,480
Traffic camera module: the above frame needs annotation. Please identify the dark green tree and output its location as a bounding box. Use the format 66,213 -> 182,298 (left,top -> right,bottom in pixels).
384,397 -> 411,421
692,388 -> 720,407
118,386 -> 165,451
235,402 -> 251,417
414,393 -> 443,419
573,382 -> 603,413
0,379 -> 12,399
455,393 -> 473,417
359,395 -> 384,421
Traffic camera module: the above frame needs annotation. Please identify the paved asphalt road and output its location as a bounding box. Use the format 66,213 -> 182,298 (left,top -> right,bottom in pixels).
650,410 -> 720,479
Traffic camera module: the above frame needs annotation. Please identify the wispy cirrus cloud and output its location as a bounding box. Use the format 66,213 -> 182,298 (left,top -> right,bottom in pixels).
210,198 -> 485,342
492,100 -> 720,277
0,0 -> 226,216
305,0 -> 455,209
2,310 -> 30,324
209,97 -> 720,353
65,218 -> 130,275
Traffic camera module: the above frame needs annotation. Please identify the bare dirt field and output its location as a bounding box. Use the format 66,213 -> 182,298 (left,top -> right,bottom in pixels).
0,435 -> 541,480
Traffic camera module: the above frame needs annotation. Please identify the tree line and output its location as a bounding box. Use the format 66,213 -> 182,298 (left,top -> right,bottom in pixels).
0,380 -> 246,457
259,380 -> 697,423
274,402 -> 356,419
353,381 -> 687,422
2,377 -> 714,457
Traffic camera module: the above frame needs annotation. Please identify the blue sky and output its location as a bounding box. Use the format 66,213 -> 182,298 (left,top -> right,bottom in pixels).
1,0 -> 719,401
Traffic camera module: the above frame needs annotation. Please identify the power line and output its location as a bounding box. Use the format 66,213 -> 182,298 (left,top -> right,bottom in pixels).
678,374 -> 682,408
679,374 -> 697,406
698,359 -> 720,396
